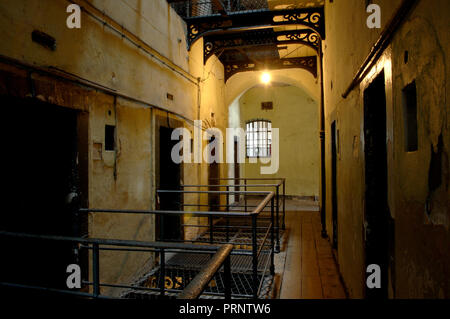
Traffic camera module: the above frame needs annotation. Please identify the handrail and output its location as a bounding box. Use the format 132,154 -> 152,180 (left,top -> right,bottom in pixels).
80,208 -> 259,217
80,188 -> 277,298
177,244 -> 233,299
159,181 -> 284,251
157,190 -> 271,194
0,231 -> 233,299
0,231 -> 219,251
181,184 -> 282,187
1,186 -> 279,299
211,177 -> 286,232
211,178 -> 285,181
81,190 -> 273,217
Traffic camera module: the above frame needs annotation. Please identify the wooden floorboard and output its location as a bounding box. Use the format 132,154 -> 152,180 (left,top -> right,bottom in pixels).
279,211 -> 346,299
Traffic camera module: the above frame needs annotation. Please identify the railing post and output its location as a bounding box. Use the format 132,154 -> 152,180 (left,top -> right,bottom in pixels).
224,254 -> 231,299
226,185 -> 230,211
159,248 -> 165,298
160,216 -> 165,241
244,178 -> 248,212
71,202 -> 81,266
252,214 -> 258,299
275,185 -> 280,252
282,180 -> 286,230
92,243 -> 100,298
270,197 -> 275,276
209,216 -> 214,244
226,185 -> 230,242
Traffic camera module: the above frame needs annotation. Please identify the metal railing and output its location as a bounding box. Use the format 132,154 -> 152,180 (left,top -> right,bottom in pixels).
213,177 -> 286,230
0,187 -> 278,299
177,244 -> 233,299
181,178 -> 286,252
80,189 -> 276,298
0,231 -> 233,299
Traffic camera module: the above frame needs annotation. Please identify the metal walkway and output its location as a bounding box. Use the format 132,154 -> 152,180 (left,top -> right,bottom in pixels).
0,178 -> 286,299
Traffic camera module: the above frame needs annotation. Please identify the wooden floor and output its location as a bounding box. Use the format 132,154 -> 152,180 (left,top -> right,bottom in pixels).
278,211 -> 347,299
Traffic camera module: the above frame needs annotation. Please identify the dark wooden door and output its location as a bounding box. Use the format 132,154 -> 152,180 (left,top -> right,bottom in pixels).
363,71 -> 389,299
158,126 -> 182,240
0,98 -> 80,292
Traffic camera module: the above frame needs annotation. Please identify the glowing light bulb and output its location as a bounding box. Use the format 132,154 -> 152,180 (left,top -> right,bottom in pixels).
261,72 -> 271,85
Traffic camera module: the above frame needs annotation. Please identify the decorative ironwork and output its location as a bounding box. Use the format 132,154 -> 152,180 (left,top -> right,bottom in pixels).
187,7 -> 325,49
224,55 -> 317,82
204,28 -> 320,63
279,11 -> 322,31
171,3 -> 323,84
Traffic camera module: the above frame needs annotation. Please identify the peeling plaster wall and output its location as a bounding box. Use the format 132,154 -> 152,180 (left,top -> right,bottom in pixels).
391,0 -> 449,298
323,0 -> 449,298
0,0 -> 227,296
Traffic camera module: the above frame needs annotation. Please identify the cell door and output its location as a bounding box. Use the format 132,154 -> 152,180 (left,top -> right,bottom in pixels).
158,126 -> 182,241
363,71 -> 389,299
0,98 -> 82,292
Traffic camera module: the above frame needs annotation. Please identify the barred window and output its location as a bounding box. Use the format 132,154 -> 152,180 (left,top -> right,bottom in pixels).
246,120 -> 272,158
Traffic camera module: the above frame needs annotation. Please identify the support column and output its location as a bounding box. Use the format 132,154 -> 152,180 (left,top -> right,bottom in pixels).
319,46 -> 328,239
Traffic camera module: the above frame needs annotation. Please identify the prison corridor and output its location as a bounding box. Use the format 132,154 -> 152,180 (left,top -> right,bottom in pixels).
278,209 -> 346,299
121,198 -> 347,299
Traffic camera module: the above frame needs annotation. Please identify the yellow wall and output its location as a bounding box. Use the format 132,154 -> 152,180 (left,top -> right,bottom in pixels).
0,0 -> 228,296
323,0 -> 450,298
239,85 -> 320,197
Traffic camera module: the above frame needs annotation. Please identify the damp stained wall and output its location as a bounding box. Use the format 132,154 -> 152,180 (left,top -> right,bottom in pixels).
0,0 -> 228,296
323,0 -> 450,298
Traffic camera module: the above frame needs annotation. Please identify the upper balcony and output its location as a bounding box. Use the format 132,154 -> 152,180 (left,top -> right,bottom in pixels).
168,0 -> 324,19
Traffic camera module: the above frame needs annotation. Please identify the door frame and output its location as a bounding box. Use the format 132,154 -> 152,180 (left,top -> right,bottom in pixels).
154,114 -> 184,241
331,121 -> 338,250
362,70 -> 389,299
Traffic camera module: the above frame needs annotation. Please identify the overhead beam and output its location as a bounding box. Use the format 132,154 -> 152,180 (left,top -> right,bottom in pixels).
204,28 -> 320,64
186,7 -> 325,49
223,56 -> 317,82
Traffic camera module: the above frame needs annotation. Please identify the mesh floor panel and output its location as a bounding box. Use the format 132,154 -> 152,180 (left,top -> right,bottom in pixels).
123,267 -> 273,299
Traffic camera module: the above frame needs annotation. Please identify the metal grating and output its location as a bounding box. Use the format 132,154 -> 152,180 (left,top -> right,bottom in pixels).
121,225 -> 277,299
166,251 -> 271,273
170,0 -> 269,18
123,260 -> 273,299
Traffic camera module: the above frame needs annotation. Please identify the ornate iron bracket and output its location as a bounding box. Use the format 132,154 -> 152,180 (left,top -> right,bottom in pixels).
204,28 -> 320,64
224,55 -> 317,82
187,7 -> 325,49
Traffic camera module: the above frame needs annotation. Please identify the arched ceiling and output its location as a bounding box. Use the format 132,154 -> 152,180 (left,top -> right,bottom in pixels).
225,67 -> 320,107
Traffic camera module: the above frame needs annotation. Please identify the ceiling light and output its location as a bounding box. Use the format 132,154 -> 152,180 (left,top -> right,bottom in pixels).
261,72 -> 271,85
